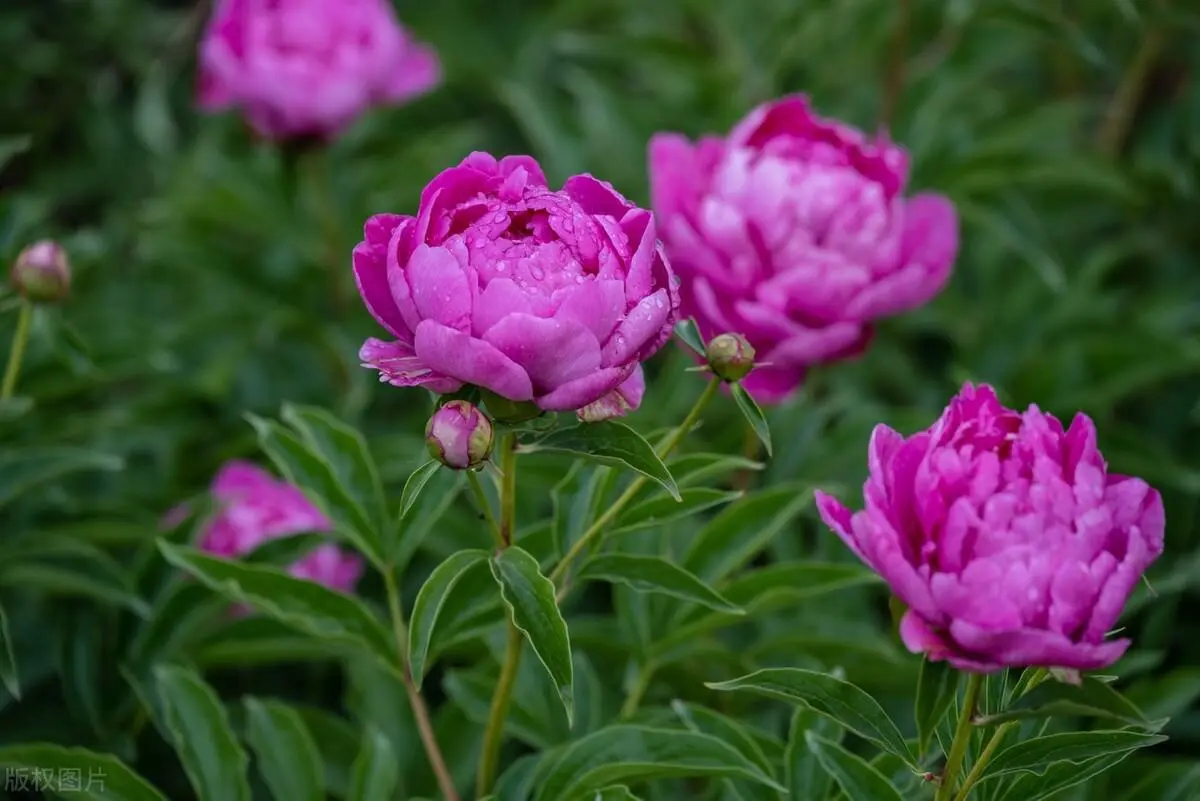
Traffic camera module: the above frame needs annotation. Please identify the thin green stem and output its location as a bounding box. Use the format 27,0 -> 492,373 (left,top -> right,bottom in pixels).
1,301 -> 33,400
619,661 -> 656,719
477,434 -> 520,798
550,378 -> 721,588
476,621 -> 522,798
952,721 -> 1015,801
383,569 -> 460,801
467,470 -> 503,548
937,673 -> 984,801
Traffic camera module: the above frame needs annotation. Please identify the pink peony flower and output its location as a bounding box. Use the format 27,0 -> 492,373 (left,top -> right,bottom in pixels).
197,0 -> 440,139
354,151 -> 680,419
649,95 -> 959,404
196,460 -> 363,594
816,383 -> 1165,673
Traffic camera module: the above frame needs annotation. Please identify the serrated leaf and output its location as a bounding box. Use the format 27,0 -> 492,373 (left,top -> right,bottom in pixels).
155,664 -> 251,801
246,415 -> 384,567
491,547 -> 574,723
578,554 -> 743,614
0,446 -> 124,509
408,549 -> 491,687
706,668 -> 915,767
915,658 -> 957,756
0,744 -> 166,801
674,319 -> 706,355
527,422 -> 679,500
981,730 -> 1167,782
281,404 -> 386,536
0,605 -> 17,700
976,675 -> 1159,729
347,725 -> 399,801
158,543 -> 397,670
398,460 -> 441,521
730,384 -> 771,457
806,731 -> 903,801
614,488 -> 743,533
533,725 -> 785,801
682,486 -> 814,583
243,698 -> 323,801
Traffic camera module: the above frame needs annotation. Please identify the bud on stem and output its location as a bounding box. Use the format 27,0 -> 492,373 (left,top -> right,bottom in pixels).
10,240 -> 70,304
705,333 -> 756,382
426,401 -> 494,470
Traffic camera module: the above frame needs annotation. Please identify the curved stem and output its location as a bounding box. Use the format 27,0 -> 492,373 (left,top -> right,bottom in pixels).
2,301 -> 33,400
467,470 -> 502,548
476,621 -> 522,797
550,378 -> 721,589
476,434 -> 520,797
879,0 -> 911,130
936,672 -> 983,801
952,721 -> 1015,801
383,569 -> 460,801
619,661 -> 656,719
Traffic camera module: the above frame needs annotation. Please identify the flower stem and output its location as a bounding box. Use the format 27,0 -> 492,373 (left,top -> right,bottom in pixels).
936,672 -> 983,801
383,568 -> 460,801
952,721 -> 1015,801
476,434 -> 520,797
619,661 -> 656,719
1,301 -> 33,401
1096,19 -> 1168,157
467,470 -> 503,548
550,378 -> 721,590
476,620 -> 522,798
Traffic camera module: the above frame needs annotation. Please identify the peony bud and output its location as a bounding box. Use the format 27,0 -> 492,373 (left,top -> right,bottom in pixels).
10,240 -> 70,304
426,401 -> 494,470
705,333 -> 756,382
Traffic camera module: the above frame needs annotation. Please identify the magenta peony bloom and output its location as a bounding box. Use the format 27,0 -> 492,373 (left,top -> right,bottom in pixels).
816,384 -> 1164,673
197,0 -> 440,139
354,151 -> 680,419
649,95 -> 959,404
196,461 -> 363,594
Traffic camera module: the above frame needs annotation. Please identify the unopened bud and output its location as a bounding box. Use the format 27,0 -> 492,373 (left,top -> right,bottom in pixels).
10,240 -> 70,304
705,333 -> 755,382
426,401 -> 494,470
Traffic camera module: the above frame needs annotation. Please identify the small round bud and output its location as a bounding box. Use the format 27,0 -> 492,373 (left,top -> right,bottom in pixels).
705,333 -> 756,382
426,401 -> 494,470
10,240 -> 70,304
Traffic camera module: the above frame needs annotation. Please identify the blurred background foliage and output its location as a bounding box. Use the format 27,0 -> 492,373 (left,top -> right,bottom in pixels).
2,0 -> 1199,798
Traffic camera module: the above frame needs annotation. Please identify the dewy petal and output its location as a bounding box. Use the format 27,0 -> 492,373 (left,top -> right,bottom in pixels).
413,321 -> 533,401
537,366 -> 631,412
577,365 -> 645,422
406,244 -> 473,330
602,288 -> 672,367
554,279 -> 627,343
499,155 -> 549,187
482,313 -> 603,393
474,277 -> 535,336
563,174 -> 634,219
359,337 -> 461,393
353,214 -> 411,337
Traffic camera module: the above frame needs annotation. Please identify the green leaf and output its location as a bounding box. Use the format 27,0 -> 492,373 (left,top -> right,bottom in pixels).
491,546 -> 574,723
290,706 -> 361,799
977,675 -> 1160,729
197,617 -> 345,668
242,532 -> 326,567
246,414 -> 384,567
0,743 -> 166,801
914,658 -> 957,756
578,554 -> 744,614
0,446 -> 124,509
408,549 -> 491,687
670,700 -> 779,779
243,698 -> 323,801
706,668 -> 915,766
155,664 -> 251,801
674,318 -> 707,355
394,467 -> 464,573
127,582 -> 225,669
805,731 -> 903,801
282,403 -> 385,531
551,464 -> 605,558
158,543 -> 397,671
614,488 -> 743,533
346,726 -> 400,801
527,422 -> 679,501
682,486 -> 814,583
730,384 -> 771,457
981,730 -> 1168,782
534,725 -> 785,801
0,541 -> 148,616
59,608 -> 104,734
785,708 -> 839,801
399,460 -> 442,520
585,787 -> 643,800
998,751 -> 1141,801
667,453 -> 763,489
0,604 -> 18,700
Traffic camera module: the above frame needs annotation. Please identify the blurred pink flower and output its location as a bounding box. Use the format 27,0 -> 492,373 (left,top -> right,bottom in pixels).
816,383 -> 1164,673
195,460 -> 363,594
649,95 -> 958,403
354,151 -> 680,419
197,0 -> 440,139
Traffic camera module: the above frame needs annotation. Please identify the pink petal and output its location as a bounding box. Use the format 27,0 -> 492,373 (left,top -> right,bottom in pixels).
563,174 -> 633,219
601,289 -> 672,367
353,214 -> 411,337
482,313 -> 602,393
414,320 -> 533,401
359,337 -> 462,393
405,244 -> 473,330
382,42 -> 441,101
739,365 -> 803,405
473,278 -> 535,336
499,155 -> 548,187
537,366 -> 632,412
212,461 -> 275,498
577,365 -> 645,421
554,279 -> 627,343
949,620 -> 1129,670
648,133 -> 702,223
815,491 -> 866,562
